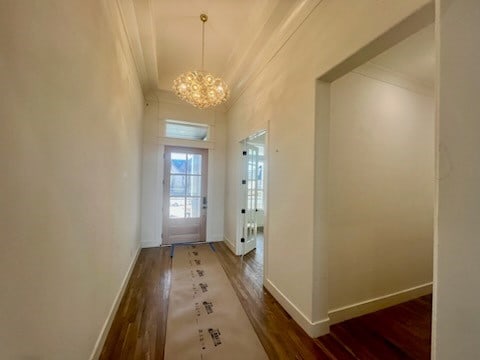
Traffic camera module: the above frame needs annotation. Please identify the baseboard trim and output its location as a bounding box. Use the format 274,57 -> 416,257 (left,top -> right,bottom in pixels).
223,236 -> 238,255
89,246 -> 141,360
264,279 -> 330,338
328,282 -> 433,325
141,241 -> 160,248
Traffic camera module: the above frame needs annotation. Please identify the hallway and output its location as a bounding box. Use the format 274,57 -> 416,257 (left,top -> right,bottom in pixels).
100,242 -> 431,359
2,2 -> 479,358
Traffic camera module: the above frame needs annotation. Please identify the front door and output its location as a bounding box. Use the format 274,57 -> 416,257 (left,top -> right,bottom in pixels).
163,146 -> 208,244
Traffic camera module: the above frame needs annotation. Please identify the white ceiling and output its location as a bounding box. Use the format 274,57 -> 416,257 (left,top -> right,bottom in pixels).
369,24 -> 435,87
153,0 -> 271,90
119,1 -> 433,104
118,0 -> 322,103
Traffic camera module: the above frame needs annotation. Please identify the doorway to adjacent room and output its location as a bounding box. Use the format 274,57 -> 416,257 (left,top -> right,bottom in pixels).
240,131 -> 266,259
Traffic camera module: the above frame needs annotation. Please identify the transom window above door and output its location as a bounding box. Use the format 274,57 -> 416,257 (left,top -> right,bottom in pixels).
165,120 -> 209,141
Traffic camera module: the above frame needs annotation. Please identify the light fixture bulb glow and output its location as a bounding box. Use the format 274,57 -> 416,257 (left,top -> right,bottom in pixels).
172,14 -> 230,109
173,70 -> 229,109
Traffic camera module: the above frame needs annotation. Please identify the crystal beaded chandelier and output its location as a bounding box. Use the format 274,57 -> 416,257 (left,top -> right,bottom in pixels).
172,14 -> 230,109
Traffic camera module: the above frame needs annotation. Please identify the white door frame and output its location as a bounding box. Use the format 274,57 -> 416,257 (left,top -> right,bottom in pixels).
155,138 -> 216,246
162,146 -> 208,244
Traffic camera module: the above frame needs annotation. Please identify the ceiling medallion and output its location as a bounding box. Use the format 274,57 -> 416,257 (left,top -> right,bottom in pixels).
172,14 -> 230,109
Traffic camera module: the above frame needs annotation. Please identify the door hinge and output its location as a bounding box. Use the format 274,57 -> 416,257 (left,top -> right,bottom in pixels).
161,233 -> 163,239
241,209 -> 246,214
242,151 -> 247,156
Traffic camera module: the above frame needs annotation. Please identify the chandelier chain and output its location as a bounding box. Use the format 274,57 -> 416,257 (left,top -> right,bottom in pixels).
201,16 -> 205,70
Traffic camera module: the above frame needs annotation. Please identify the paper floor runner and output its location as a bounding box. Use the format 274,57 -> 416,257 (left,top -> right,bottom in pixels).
164,244 -> 268,360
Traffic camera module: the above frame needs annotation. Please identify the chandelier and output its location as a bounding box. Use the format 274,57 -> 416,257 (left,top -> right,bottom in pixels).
172,14 -> 230,109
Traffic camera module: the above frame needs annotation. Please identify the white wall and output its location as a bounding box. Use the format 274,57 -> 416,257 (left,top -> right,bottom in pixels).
0,1 -> 144,359
434,0 -> 480,358
225,119 -> 269,255
328,70 -> 434,318
141,91 -> 226,247
225,0 -> 431,336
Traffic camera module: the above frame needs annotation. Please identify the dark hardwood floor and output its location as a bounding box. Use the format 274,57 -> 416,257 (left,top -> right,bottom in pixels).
100,239 -> 432,359
100,246 -> 171,359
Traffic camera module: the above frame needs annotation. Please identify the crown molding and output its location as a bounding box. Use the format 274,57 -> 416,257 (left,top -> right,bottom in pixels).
117,0 -> 159,94
116,0 -> 148,88
120,0 -> 322,109
223,0 -> 324,110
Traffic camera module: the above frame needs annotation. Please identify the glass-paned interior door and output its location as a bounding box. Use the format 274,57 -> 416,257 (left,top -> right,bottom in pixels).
240,131 -> 266,256
246,145 -> 259,243
163,146 -> 208,244
241,142 -> 260,254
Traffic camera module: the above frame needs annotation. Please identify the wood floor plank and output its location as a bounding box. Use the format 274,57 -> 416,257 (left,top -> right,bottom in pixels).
330,320 -> 409,360
314,334 -> 358,360
100,239 -> 432,360
351,297 -> 431,359
214,240 -> 330,359
100,248 -> 172,360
